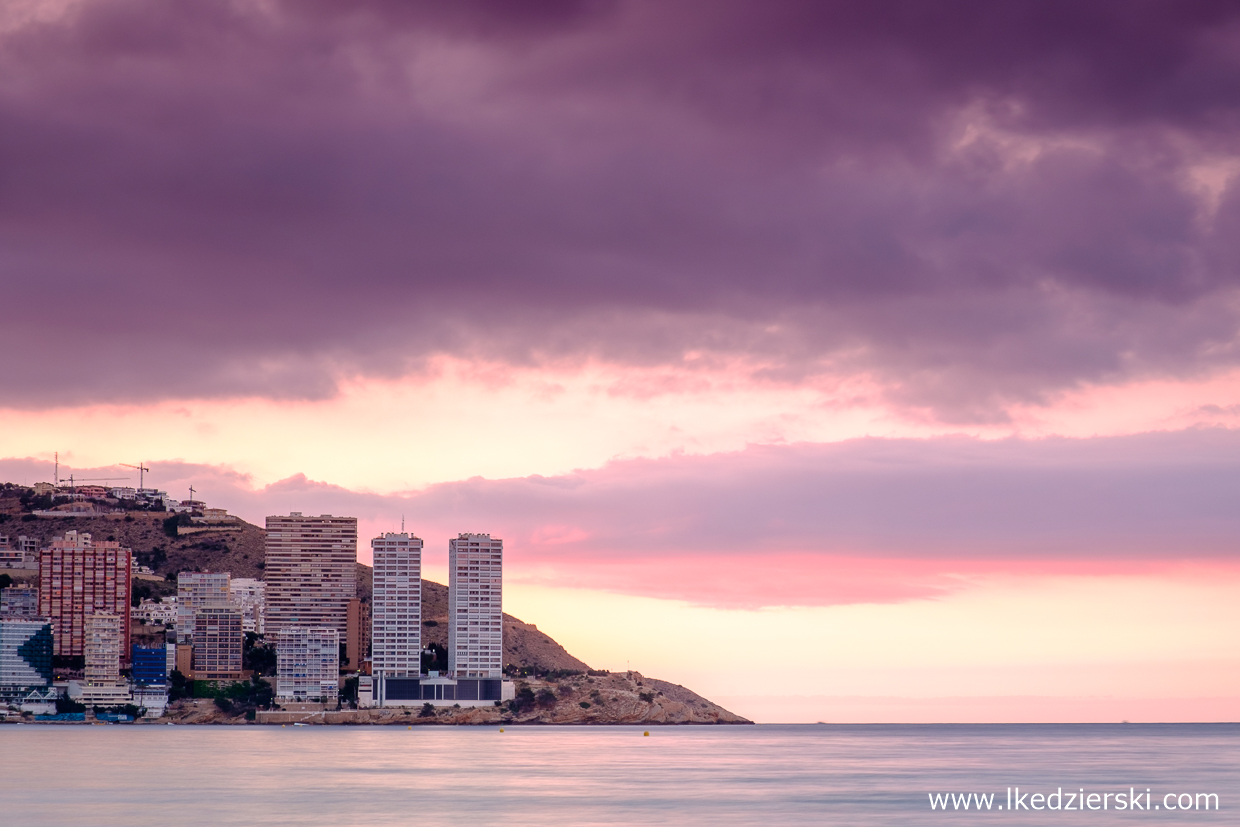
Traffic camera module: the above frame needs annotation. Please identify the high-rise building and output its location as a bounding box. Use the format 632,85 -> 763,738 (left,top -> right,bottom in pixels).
191,606 -> 244,680
0,617 -> 53,704
38,531 -> 132,659
265,513 -> 357,635
176,572 -> 231,644
0,586 -> 40,618
85,612 -> 122,685
448,533 -> 503,680
369,533 -> 421,682
275,627 -> 339,702
83,612 -> 130,705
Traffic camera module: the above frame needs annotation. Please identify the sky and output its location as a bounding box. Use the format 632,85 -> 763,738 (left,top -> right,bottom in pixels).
1,0 -> 1238,722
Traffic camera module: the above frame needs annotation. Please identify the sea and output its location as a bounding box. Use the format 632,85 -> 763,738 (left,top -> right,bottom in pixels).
1,724 -> 1236,825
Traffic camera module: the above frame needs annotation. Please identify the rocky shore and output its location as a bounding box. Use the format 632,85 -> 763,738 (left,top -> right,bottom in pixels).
155,671 -> 750,725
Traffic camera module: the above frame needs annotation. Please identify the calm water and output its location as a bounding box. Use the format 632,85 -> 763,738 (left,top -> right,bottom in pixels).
2,724 -> 1236,825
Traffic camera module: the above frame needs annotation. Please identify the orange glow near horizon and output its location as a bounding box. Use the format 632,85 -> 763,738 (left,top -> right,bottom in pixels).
506,566 -> 1240,723
4,358 -> 1240,494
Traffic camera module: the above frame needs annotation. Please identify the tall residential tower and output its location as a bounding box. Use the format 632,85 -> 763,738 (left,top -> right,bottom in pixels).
369,533 -> 421,705
37,531 -> 131,659
264,513 -> 357,635
448,533 -> 503,680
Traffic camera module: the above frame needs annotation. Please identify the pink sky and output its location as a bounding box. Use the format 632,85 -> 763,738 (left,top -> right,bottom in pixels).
2,0 -> 1239,722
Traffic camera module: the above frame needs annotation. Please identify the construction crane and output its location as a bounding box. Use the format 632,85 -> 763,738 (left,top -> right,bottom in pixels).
120,463 -> 150,489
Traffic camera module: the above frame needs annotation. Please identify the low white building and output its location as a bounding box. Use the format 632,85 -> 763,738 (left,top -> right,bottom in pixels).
136,488 -> 171,505
275,627 -> 339,703
135,597 -> 177,626
17,687 -> 59,715
133,684 -> 169,718
192,508 -> 236,524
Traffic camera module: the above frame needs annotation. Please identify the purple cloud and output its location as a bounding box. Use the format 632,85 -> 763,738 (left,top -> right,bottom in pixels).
2,1 -> 1240,419
5,427 -> 1238,606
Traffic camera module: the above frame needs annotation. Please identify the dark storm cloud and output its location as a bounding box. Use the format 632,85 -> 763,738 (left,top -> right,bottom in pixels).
2,0 -> 1240,416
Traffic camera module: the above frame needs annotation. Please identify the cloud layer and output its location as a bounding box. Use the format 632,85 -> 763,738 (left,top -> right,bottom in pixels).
3,1 -> 1240,419
6,427 -> 1238,606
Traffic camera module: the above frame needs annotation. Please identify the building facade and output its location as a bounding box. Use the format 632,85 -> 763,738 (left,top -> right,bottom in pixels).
176,572 -> 231,644
134,597 -> 178,626
0,536 -> 23,568
0,617 -> 53,703
16,536 -> 39,566
345,598 -> 370,673
448,533 -> 503,679
37,531 -> 132,658
131,645 -> 168,686
83,612 -> 130,705
264,513 -> 357,635
370,533 -> 421,684
191,606 -> 244,680
0,587 -> 40,618
275,627 -> 339,702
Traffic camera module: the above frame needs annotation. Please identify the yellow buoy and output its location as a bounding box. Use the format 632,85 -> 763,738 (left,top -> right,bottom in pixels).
407,726 -> 412,730
499,728 -> 505,732
643,731 -> 650,736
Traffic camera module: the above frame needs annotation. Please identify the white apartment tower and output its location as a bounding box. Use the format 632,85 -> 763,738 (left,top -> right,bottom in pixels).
448,533 -> 503,679
265,513 -> 357,635
82,612 -> 130,705
176,571 -> 231,644
370,533 -> 422,679
84,613 -> 123,686
275,627 -> 339,702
